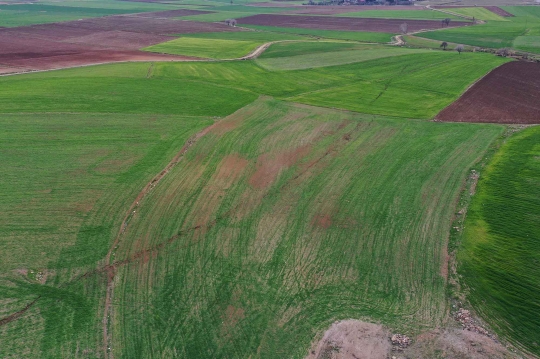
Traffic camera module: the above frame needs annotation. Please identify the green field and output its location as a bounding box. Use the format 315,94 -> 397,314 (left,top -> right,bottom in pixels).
336,9 -> 463,20
0,1 -> 175,27
0,95 -> 502,358
0,50 -> 509,119
418,6 -> 540,53
449,7 -> 508,21
256,43 -> 431,70
0,8 -> 537,357
144,37 -> 263,59
243,25 -> 394,42
460,126 -> 540,357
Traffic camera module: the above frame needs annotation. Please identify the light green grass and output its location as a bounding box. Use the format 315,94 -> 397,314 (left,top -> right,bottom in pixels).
460,126 -> 540,357
144,37 -> 262,59
243,25 -> 394,42
256,45 -> 431,70
107,97 -> 502,358
336,9 -> 463,20
450,7 -> 507,21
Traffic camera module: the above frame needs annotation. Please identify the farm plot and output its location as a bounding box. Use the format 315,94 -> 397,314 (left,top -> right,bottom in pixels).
242,25 -> 393,42
144,37 -> 263,59
417,6 -> 540,53
238,14 -> 471,33
256,43 -> 431,70
102,98 -> 502,359
0,14 -> 240,73
459,126 -> 540,357
335,9 -> 463,21
285,5 -> 422,15
436,61 -> 540,124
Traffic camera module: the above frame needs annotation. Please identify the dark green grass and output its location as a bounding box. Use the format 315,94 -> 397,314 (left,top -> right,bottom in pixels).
243,25 -> 394,42
417,6 -> 540,53
460,126 -> 540,357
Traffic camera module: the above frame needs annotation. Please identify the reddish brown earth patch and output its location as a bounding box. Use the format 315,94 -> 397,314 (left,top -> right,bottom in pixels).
287,5 -> 422,15
249,144 -> 312,189
0,14 -> 239,74
217,154 -> 249,180
312,214 -> 332,229
436,61 -> 540,124
238,14 -> 470,32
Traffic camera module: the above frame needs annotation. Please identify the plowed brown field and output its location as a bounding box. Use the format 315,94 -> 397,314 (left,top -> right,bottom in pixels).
285,5 -> 421,15
238,14 -> 470,32
0,12 -> 238,74
436,61 -> 540,124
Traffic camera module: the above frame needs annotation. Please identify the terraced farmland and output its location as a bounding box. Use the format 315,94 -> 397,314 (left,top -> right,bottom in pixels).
460,126 -> 540,357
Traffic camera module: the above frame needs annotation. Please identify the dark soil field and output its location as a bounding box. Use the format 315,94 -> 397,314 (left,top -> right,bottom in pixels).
0,12 -> 238,74
238,14 -> 471,32
285,5 -> 422,15
436,61 -> 540,124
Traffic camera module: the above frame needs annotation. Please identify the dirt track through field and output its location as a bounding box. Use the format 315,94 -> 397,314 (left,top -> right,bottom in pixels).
238,14 -> 471,32
436,61 -> 540,124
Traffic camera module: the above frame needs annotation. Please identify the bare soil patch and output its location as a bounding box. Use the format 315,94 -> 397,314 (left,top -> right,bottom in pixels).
238,14 -> 470,32
305,320 -> 391,359
436,61 -> 540,124
0,15 -> 238,74
287,5 -> 422,15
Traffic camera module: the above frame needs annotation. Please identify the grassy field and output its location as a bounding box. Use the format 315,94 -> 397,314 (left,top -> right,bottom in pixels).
256,43 -> 431,70
144,37 -> 263,59
403,35 -> 475,51
0,50 -> 509,119
460,126 -> 540,357
336,9 -> 463,20
179,4 -> 293,22
106,98 -> 502,358
242,25 -> 394,42
0,1 -> 176,27
449,7 -> 508,21
0,44 -> 518,358
417,6 -> 540,53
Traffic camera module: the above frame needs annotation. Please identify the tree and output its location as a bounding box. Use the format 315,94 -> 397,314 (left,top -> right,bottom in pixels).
225,19 -> 237,27
399,22 -> 408,34
456,44 -> 464,55
440,41 -> 448,50
496,48 -> 509,57
442,18 -> 451,27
